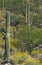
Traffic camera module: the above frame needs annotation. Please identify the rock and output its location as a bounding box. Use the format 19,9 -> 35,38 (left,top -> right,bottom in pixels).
5,63 -> 12,65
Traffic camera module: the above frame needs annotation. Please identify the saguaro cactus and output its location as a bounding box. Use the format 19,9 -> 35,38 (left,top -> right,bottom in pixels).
25,0 -> 32,52
3,0 -> 5,9
26,0 -> 31,26
5,11 -> 10,62
26,0 -> 28,24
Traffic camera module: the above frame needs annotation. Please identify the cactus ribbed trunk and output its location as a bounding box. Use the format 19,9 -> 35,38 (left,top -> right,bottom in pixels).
26,0 -> 30,25
26,0 -> 32,52
26,2 -> 28,24
28,0 -> 30,28
28,0 -> 32,52
3,0 -> 5,9
5,11 -> 10,62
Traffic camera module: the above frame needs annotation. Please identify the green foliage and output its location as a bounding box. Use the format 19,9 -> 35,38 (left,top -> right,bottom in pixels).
15,25 -> 42,51
0,0 -> 42,64
25,62 -> 42,65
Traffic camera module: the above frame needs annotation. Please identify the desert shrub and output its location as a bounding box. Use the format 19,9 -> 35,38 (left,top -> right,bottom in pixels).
31,50 -> 42,58
10,52 -> 29,64
10,52 -> 41,65
25,62 -> 42,65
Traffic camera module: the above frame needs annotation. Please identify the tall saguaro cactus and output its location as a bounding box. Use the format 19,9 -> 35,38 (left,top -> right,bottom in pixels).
26,0 -> 32,52
28,0 -> 30,25
3,0 -> 5,9
26,0 -> 28,24
5,11 -> 10,62
26,0 -> 30,25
